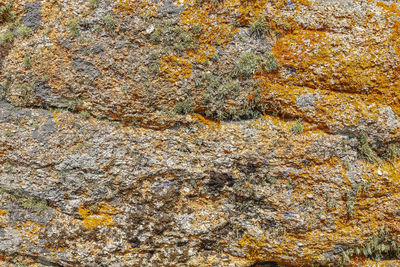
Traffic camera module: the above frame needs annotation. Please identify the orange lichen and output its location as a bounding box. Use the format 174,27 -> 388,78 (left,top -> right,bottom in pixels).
193,113 -> 221,129
160,55 -> 192,82
179,1 -> 238,63
15,221 -> 45,244
154,0 -> 312,82
0,210 -> 8,227
78,203 -> 118,230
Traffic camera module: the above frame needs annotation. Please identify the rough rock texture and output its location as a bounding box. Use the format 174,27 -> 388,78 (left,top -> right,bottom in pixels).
1,0 -> 400,266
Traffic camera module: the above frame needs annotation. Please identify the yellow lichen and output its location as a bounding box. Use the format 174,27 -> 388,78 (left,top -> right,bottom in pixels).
238,234 -> 267,262
160,55 -> 192,82
78,203 -> 118,230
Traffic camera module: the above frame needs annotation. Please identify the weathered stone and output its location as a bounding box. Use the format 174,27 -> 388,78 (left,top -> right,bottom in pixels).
1,0 -> 400,266
34,80 -> 51,102
0,227 -> 21,254
296,93 -> 316,110
157,0 -> 184,18
22,0 -> 42,29
72,58 -> 102,77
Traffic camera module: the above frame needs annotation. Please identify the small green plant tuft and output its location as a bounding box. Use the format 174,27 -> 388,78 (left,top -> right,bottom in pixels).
80,111 -> 90,119
67,18 -> 80,37
17,25 -> 33,38
102,14 -> 116,32
199,72 -> 262,121
190,23 -> 202,36
358,133 -> 378,163
0,0 -> 14,23
174,99 -> 195,115
341,227 -> 400,263
262,52 -> 279,72
150,25 -> 199,53
89,203 -> 99,212
383,143 -> 400,160
89,0 -> 100,9
0,30 -> 14,44
23,54 -> 31,69
21,197 -> 48,213
249,17 -> 268,39
150,27 -> 163,42
233,52 -> 263,78
291,119 -> 303,135
346,191 -> 355,217
93,24 -> 102,33
326,196 -> 338,209
233,51 -> 279,78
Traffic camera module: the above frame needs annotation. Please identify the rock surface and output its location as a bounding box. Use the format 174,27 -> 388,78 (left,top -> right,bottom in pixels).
1,0 -> 400,266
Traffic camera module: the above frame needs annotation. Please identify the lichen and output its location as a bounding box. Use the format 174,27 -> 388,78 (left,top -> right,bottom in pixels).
238,234 -> 267,262
160,55 -> 192,82
78,203 -> 118,230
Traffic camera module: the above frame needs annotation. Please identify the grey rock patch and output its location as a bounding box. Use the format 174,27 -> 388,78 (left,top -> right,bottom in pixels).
32,119 -> 57,143
0,227 -> 21,253
396,209 -> 400,217
60,40 -> 72,49
72,58 -> 102,77
92,44 -> 104,54
23,0 -> 42,30
296,93 -> 316,110
116,41 -> 131,49
332,244 -> 350,254
158,0 -> 184,18
34,80 -> 52,102
146,25 -> 155,34
57,153 -> 99,172
379,106 -> 395,119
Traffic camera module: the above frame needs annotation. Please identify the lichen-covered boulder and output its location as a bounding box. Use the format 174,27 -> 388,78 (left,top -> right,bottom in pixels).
1,0 -> 400,266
